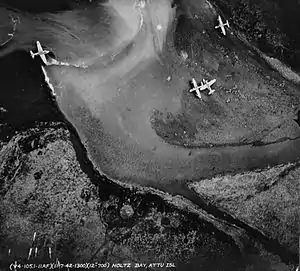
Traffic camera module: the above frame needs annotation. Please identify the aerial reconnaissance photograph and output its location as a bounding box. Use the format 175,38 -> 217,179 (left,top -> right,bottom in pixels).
0,0 -> 299,270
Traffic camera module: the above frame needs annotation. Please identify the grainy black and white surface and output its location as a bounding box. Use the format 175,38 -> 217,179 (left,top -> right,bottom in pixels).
0,0 -> 299,270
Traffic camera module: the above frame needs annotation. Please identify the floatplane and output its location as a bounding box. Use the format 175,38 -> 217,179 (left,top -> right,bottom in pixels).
200,78 -> 216,95
189,78 -> 203,99
215,15 -> 229,36
189,78 -> 216,100
30,41 -> 50,65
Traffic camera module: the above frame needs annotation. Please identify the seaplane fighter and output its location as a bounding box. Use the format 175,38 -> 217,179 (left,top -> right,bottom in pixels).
215,15 -> 230,36
199,78 -> 216,95
30,41 -> 50,65
189,78 -> 203,100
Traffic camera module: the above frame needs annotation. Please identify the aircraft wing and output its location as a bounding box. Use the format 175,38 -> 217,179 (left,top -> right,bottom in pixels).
191,78 -> 198,88
30,51 -> 35,59
208,79 -> 216,86
36,41 -> 42,52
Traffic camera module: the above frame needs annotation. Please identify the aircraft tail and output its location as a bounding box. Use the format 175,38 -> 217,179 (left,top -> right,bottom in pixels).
29,50 -> 35,59
208,89 -> 215,95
